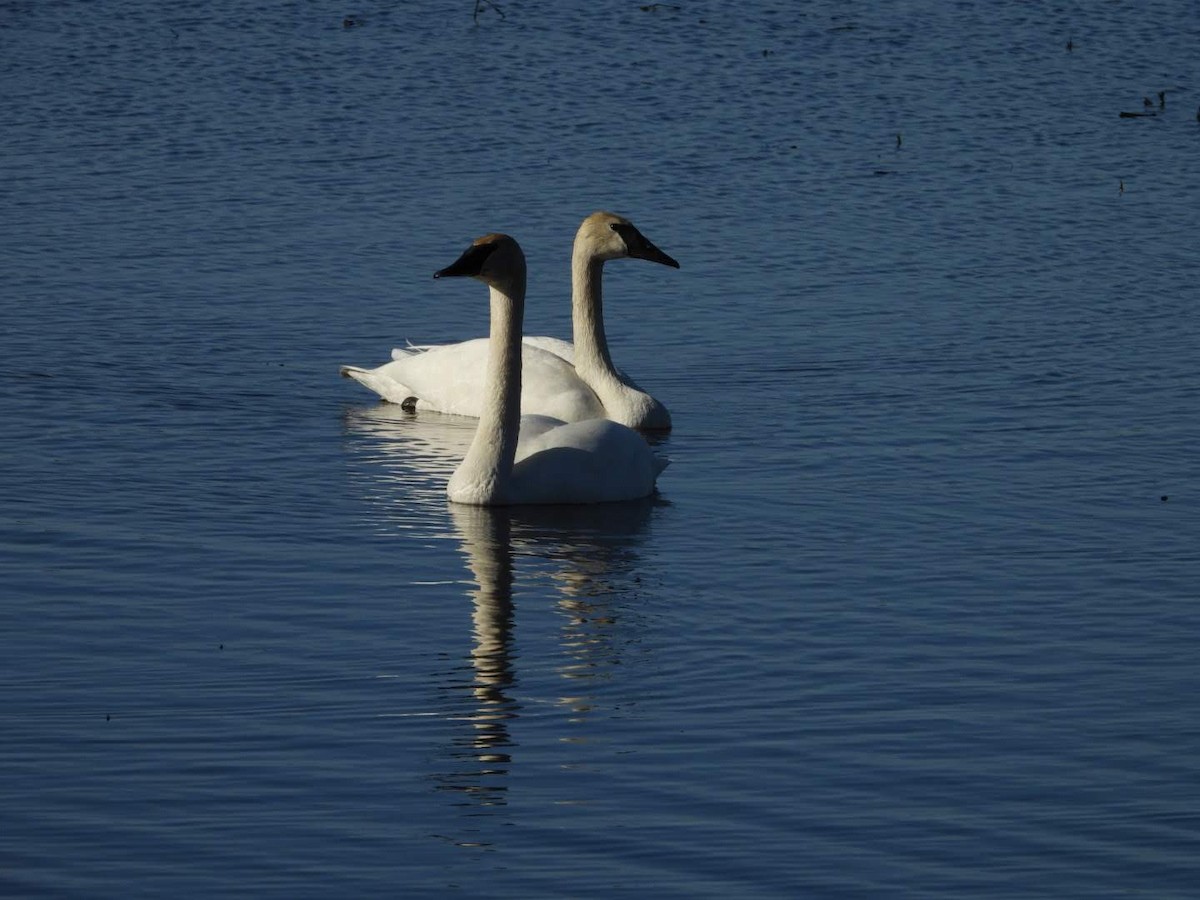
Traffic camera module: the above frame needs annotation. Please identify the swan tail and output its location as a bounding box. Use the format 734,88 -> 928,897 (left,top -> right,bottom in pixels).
652,454 -> 671,478
339,365 -> 418,406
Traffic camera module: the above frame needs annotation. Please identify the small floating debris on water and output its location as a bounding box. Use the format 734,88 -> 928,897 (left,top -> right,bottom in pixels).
342,14 -> 361,28
1119,179 -> 1124,193
1118,89 -> 1170,118
639,3 -> 681,11
1066,38 -> 1073,51
1114,91 -> 1169,118
1161,495 -> 1169,502
896,133 -> 902,148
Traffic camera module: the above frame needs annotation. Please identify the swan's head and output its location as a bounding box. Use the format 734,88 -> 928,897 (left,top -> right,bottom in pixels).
433,233 -> 526,289
576,211 -> 680,268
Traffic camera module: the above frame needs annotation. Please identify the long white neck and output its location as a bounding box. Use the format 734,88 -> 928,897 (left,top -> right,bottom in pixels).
450,274 -> 525,504
570,247 -> 620,382
569,243 -> 671,430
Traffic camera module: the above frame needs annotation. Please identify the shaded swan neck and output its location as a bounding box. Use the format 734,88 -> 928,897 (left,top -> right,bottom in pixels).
570,252 -> 616,375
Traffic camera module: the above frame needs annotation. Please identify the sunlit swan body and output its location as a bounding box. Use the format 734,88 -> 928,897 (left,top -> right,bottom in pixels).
433,233 -> 668,506
341,211 -> 679,431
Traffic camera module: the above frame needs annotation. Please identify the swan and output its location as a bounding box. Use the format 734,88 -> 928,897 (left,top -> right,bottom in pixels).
433,232 -> 668,506
340,211 -> 679,430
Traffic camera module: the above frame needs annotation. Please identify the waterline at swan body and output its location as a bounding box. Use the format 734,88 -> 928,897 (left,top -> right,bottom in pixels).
340,211 -> 679,431
433,233 -> 669,506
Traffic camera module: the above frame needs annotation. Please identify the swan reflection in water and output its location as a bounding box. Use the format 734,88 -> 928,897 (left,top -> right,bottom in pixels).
343,402 -> 664,808
442,503 -> 518,807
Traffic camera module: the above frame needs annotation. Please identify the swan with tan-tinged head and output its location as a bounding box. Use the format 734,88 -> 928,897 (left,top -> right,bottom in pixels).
340,211 -> 679,431
432,233 -> 668,506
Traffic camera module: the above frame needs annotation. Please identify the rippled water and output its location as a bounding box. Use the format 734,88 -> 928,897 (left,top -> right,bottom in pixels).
3,1 -> 1199,897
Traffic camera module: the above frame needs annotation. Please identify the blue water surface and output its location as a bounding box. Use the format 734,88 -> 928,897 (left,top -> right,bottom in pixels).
2,1 -> 1199,897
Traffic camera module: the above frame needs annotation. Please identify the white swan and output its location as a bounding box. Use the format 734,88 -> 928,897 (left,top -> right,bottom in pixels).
340,211 -> 679,431
433,233 -> 668,506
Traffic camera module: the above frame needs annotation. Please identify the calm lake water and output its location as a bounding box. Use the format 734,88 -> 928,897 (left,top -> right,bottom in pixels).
3,0 -> 1199,896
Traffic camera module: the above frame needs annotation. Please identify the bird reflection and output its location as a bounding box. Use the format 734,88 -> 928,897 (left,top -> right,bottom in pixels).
439,490 -> 658,806
343,401 -> 662,809
438,504 -> 518,806
505,501 -> 658,721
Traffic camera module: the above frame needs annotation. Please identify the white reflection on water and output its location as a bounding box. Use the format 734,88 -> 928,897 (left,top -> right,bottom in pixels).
343,402 -> 662,814
443,503 -> 518,808
341,403 -> 475,514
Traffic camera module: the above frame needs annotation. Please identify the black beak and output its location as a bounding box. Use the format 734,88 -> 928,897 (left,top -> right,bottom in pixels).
611,222 -> 681,269
434,241 -> 496,279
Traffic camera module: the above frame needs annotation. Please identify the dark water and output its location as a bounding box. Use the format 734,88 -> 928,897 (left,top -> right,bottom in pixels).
3,1 -> 1199,897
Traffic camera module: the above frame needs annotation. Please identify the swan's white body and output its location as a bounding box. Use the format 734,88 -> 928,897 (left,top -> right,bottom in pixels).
341,211 -> 677,431
345,338 -> 605,422
434,233 -> 668,506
